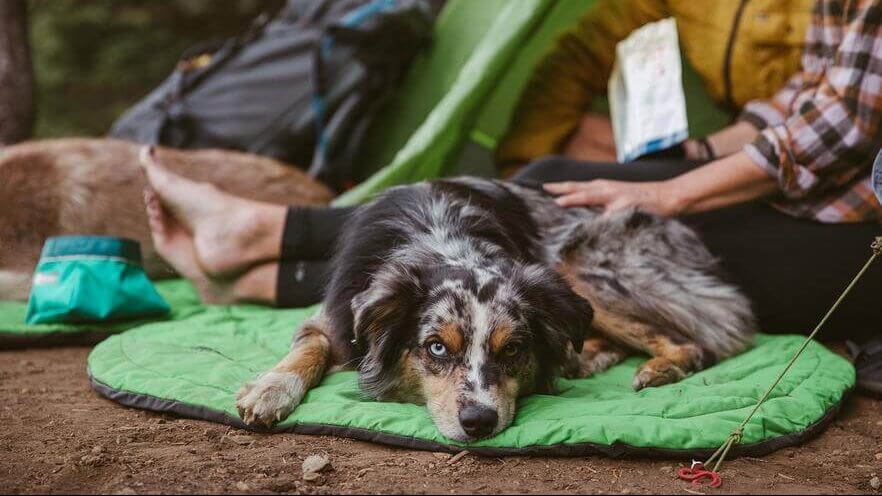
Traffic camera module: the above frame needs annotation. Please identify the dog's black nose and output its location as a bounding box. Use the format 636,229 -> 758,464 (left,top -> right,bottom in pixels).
458,405 -> 498,438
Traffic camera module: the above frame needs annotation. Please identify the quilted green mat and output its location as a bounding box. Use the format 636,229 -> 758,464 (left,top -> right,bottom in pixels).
85,281 -> 855,457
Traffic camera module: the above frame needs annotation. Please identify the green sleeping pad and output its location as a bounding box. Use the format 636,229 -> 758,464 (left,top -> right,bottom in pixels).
87,281 -> 854,457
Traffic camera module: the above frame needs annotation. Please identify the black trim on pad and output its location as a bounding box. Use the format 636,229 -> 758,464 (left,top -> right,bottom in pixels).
0,330 -> 114,350
88,371 -> 849,459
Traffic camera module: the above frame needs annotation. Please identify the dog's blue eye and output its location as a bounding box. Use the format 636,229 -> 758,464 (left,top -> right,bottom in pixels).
427,342 -> 448,358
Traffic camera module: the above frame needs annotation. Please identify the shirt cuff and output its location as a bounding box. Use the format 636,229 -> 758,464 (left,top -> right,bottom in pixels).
738,100 -> 787,130
744,126 -> 818,199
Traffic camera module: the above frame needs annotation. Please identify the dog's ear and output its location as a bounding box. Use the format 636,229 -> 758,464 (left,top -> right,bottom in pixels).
351,266 -> 423,398
351,267 -> 421,343
514,264 -> 593,357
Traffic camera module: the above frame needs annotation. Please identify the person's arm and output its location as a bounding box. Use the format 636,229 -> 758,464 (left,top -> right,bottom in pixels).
544,151 -> 777,216
547,1 -> 882,217
685,50 -> 811,161
741,2 -> 882,202
495,0 -> 667,168
683,121 -> 760,160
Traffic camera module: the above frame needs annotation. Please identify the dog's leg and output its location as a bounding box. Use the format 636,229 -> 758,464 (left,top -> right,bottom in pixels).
236,316 -> 331,427
590,307 -> 706,390
565,336 -> 630,379
557,264 -> 705,390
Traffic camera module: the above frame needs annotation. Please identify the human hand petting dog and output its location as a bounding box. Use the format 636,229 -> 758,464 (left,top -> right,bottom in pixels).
544,180 -> 682,217
545,151 -> 778,217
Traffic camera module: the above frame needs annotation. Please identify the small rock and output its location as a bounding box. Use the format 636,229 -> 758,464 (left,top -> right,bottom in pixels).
432,452 -> 452,460
92,445 -> 105,454
870,476 -> 880,490
114,488 -> 137,495
302,454 -> 331,482
659,465 -> 672,473
875,452 -> 882,461
234,481 -> 250,492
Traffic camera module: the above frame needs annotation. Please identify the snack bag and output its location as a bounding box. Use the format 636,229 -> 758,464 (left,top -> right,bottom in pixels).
609,18 -> 688,163
25,236 -> 170,325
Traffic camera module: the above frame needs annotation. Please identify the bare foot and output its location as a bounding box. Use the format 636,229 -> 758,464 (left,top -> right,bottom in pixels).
143,188 -> 237,305
139,146 -> 286,277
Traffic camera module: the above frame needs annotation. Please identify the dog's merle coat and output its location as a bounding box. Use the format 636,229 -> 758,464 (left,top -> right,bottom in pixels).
236,177 -> 756,441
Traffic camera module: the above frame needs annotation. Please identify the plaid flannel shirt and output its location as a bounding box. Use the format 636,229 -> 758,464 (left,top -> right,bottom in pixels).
739,0 -> 882,223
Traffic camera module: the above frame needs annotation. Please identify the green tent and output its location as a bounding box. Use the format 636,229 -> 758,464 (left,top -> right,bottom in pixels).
338,0 -> 730,205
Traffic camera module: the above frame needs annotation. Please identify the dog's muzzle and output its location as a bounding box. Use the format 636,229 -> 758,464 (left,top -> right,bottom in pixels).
458,404 -> 498,439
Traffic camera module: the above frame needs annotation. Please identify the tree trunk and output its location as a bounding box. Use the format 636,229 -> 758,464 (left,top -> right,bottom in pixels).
0,0 -> 34,145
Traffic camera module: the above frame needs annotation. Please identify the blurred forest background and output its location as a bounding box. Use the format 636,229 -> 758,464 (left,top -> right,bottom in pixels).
25,0 -> 283,138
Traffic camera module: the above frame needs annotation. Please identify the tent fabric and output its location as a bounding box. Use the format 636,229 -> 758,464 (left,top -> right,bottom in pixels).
86,280 -> 854,457
343,0 -> 733,204
334,0 -> 556,205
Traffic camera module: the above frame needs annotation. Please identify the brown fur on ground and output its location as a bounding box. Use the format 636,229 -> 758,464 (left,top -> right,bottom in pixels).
0,138 -> 334,300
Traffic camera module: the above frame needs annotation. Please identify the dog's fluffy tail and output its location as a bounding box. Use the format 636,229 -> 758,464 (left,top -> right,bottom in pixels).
0,270 -> 32,301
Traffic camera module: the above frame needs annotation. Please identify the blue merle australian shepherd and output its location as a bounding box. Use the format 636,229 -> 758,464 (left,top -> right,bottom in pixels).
236,177 -> 755,441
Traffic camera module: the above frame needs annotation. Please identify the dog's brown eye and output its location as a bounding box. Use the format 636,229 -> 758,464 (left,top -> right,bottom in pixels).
501,344 -> 520,358
427,341 -> 448,359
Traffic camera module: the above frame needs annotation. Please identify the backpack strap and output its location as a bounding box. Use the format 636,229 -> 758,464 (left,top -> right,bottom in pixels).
308,0 -> 398,180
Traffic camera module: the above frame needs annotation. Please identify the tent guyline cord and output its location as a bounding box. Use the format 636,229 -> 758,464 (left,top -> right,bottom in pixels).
679,235 -> 882,488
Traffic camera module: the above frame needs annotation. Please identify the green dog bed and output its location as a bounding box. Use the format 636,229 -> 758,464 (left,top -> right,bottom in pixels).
86,281 -> 855,457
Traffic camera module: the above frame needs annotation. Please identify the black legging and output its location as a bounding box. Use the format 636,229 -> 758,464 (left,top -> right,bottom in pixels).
277,157 -> 882,341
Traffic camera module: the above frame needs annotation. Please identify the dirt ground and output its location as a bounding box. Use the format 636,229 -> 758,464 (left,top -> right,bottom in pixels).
2,346 -> 881,495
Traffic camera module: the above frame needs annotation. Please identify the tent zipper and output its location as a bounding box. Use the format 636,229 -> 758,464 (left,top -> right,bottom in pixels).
723,0 -> 749,110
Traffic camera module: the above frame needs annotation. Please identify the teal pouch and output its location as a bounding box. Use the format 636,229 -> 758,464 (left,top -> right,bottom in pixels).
25,236 -> 170,325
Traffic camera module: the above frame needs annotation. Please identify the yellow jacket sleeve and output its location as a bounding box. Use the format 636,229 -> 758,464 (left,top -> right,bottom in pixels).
495,0 -> 668,167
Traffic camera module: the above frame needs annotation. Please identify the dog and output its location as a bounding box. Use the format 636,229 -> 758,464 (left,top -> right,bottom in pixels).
236,177 -> 756,441
0,138 -> 333,300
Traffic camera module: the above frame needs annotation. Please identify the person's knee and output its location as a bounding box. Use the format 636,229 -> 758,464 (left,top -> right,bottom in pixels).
511,155 -> 577,184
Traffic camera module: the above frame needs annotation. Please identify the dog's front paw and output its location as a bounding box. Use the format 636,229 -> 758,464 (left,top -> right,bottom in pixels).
632,357 -> 686,390
235,372 -> 305,427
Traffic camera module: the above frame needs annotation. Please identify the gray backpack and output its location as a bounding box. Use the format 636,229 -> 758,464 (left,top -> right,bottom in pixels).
109,0 -> 435,191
